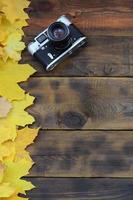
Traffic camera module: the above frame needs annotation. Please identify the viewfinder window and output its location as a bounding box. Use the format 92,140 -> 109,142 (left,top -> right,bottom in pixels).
36,34 -> 47,43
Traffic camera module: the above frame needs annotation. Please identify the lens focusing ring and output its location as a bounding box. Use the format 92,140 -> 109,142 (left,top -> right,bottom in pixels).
47,22 -> 70,49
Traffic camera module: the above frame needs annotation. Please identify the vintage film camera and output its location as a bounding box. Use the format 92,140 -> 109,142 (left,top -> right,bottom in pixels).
28,15 -> 87,71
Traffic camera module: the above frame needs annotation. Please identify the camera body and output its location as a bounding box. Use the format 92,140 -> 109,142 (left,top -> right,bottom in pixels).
28,15 -> 87,71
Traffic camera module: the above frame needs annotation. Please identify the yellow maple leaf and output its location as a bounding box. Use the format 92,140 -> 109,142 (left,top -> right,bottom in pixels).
3,127 -> 38,162
9,19 -> 28,35
3,159 -> 34,194
0,97 -> 12,118
14,127 -> 38,161
0,47 -> 7,62
0,1 -> 4,10
0,29 -> 8,43
1,142 -> 16,162
0,0 -> 38,198
0,163 -> 5,183
3,32 -> 25,61
0,60 -> 35,101
10,94 -> 35,126
1,195 -> 28,200
0,94 -> 35,143
0,144 -> 14,161
16,127 -> 38,150
0,182 -> 15,197
0,15 -> 29,62
0,123 -> 16,143
0,16 -> 27,45
1,0 -> 30,23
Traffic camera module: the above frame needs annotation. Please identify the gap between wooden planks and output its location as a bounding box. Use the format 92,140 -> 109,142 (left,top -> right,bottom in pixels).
24,130 -> 133,178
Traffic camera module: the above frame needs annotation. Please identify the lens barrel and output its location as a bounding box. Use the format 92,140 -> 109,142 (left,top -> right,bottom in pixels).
47,22 -> 70,49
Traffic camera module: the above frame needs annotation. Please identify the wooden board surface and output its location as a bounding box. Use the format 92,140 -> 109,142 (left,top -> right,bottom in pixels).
23,36 -> 133,77
23,0 -> 133,199
22,77 -> 133,130
27,130 -> 133,177
25,178 -> 133,200
22,0 -> 133,77
26,0 -> 133,36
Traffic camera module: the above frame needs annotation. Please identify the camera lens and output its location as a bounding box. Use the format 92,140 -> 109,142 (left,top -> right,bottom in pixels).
53,27 -> 65,40
47,22 -> 70,49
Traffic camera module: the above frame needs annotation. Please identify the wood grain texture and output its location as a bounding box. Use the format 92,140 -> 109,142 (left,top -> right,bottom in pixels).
22,0 -> 133,77
25,178 -> 133,200
27,0 -> 133,36
27,130 -> 133,177
23,0 -> 133,199
22,77 -> 133,130
23,36 -> 133,77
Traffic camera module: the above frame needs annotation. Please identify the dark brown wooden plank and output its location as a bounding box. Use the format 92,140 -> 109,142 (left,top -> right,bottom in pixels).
23,36 -> 133,77
27,130 -> 133,177
27,0 -> 133,36
22,0 -> 133,77
22,77 -> 133,130
25,178 -> 133,200
21,1 -> 133,200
